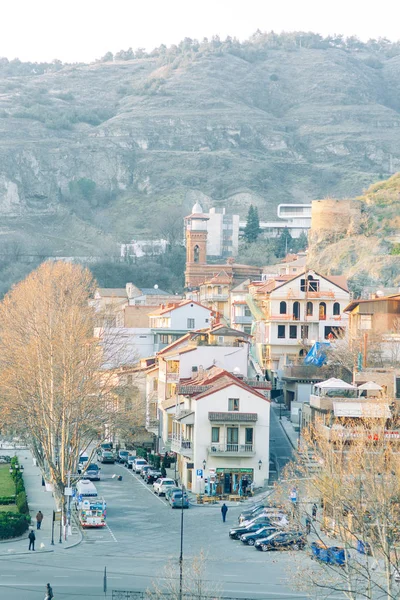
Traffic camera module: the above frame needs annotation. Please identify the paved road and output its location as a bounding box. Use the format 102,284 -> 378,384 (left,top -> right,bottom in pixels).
0,461 -> 338,600
269,403 -> 295,478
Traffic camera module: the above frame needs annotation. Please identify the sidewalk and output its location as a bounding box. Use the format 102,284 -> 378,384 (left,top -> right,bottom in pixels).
272,403 -> 299,450
0,448 -> 82,555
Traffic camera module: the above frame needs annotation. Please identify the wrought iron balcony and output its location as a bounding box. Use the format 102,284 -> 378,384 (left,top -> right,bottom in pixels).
207,443 -> 255,457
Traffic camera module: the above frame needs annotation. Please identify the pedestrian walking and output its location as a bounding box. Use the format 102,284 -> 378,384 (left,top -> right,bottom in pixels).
305,516 -> 311,535
312,503 -> 318,521
221,503 -> 228,523
44,582 -> 54,599
36,510 -> 43,530
28,529 -> 36,551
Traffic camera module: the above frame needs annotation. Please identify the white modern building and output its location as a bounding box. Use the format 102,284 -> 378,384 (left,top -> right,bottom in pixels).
239,203 -> 311,239
206,207 -> 240,257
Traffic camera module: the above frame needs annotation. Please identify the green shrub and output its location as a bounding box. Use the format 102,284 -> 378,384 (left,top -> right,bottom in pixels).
0,512 -> 30,539
16,491 -> 29,514
136,448 -> 148,459
0,496 -> 16,505
15,478 -> 25,495
154,455 -> 161,469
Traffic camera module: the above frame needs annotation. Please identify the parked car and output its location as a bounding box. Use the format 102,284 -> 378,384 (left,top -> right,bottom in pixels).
126,455 -> 136,469
0,455 -> 11,464
229,521 -> 274,540
238,504 -> 265,524
98,450 -> 115,464
165,486 -> 181,501
145,469 -> 162,484
153,478 -> 176,496
78,454 -> 89,467
133,459 -> 148,474
255,531 -> 306,552
117,450 -> 130,464
240,526 -> 279,546
84,463 -> 101,481
169,490 -> 189,509
140,465 -> 152,479
96,442 -> 113,457
241,511 -> 287,528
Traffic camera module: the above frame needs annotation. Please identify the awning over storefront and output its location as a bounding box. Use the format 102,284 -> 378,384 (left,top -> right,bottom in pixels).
216,468 -> 253,474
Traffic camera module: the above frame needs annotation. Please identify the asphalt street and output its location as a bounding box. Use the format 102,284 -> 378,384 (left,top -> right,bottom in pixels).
0,451 -> 346,600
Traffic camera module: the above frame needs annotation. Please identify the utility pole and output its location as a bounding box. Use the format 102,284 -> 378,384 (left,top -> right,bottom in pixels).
179,482 -> 184,600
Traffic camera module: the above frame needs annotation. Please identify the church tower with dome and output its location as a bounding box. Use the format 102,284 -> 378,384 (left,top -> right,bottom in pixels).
184,201 -> 209,288
184,201 -> 263,290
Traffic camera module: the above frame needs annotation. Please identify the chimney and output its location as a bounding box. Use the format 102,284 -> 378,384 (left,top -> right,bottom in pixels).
191,366 -> 198,379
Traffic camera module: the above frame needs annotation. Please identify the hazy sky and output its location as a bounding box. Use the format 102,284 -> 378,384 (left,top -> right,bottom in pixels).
2,0 -> 400,63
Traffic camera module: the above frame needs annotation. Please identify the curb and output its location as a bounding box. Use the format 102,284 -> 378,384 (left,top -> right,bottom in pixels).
277,417 -> 298,451
0,533 -> 30,544
0,549 -> 54,556
64,515 -> 83,550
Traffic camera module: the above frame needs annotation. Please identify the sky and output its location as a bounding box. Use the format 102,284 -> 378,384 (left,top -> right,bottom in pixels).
1,0 -> 400,63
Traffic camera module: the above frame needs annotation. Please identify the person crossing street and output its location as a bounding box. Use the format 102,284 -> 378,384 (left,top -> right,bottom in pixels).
221,503 -> 228,522
28,529 -> 36,551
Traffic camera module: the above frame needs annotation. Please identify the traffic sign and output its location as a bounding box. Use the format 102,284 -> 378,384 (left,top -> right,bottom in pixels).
64,487 -> 73,496
196,469 -> 203,477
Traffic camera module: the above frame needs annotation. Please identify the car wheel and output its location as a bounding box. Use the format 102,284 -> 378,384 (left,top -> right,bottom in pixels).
292,544 -> 299,551
261,545 -> 269,552
247,538 -> 255,546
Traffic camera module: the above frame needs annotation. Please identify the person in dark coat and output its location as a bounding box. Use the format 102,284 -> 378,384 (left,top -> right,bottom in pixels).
45,582 -> 54,599
221,503 -> 228,522
28,529 -> 36,550
312,503 -> 318,521
305,516 -> 311,535
36,510 -> 43,530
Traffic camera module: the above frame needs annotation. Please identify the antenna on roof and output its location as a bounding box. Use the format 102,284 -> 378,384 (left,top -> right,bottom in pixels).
154,284 -> 159,290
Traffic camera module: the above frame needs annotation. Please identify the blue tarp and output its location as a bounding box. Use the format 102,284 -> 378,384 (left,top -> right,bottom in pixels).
304,341 -> 330,367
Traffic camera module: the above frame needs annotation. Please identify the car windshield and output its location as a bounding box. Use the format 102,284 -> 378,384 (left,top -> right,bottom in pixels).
87,464 -> 98,470
120,451 -> 129,456
163,481 -> 175,485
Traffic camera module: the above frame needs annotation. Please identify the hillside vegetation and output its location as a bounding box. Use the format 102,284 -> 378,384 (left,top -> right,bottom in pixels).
307,173 -> 400,291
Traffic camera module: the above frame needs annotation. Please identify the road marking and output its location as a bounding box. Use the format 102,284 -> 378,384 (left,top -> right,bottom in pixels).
125,469 -> 168,506
53,576 -> 69,578
106,523 -> 118,542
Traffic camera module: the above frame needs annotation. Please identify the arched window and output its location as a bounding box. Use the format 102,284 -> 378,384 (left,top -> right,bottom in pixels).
333,302 -> 340,316
279,301 -> 287,315
193,245 -> 200,263
306,301 -> 313,316
319,302 -> 326,320
299,349 -> 306,357
293,301 -> 300,320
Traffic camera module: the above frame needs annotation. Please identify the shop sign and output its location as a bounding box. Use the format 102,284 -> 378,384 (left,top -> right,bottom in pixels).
187,463 -> 194,469
216,468 -> 253,474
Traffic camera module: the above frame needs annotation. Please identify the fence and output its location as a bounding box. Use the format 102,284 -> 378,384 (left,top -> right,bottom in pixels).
112,593 -> 287,600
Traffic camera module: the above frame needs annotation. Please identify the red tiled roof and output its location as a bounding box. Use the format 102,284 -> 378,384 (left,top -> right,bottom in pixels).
149,299 -> 213,316
178,366 -> 269,402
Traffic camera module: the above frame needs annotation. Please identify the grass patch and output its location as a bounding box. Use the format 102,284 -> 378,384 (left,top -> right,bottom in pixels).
0,465 -> 16,496
0,504 -> 16,512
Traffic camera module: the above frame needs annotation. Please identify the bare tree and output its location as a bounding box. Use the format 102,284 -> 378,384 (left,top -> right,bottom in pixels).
0,261 -> 132,508
153,205 -> 186,248
276,417 -> 400,599
146,550 -> 221,599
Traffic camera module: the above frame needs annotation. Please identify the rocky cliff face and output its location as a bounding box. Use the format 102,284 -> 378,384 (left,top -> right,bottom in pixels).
1,40 -> 400,255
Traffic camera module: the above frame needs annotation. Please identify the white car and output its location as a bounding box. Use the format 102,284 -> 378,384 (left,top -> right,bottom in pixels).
133,459 -> 148,474
153,478 -> 176,496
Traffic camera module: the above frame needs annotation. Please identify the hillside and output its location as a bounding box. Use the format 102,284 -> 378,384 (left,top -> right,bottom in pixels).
307,173 -> 400,291
1,32 -> 400,260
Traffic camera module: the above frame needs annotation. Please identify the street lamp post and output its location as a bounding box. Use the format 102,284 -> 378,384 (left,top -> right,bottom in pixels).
298,407 -> 302,451
179,482 -> 184,600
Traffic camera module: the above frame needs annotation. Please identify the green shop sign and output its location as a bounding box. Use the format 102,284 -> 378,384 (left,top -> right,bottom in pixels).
216,468 -> 253,474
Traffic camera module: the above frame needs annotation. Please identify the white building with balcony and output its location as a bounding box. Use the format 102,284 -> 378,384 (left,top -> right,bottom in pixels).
171,367 -> 270,494
148,300 -> 215,352
239,204 -> 311,239
248,270 -> 350,375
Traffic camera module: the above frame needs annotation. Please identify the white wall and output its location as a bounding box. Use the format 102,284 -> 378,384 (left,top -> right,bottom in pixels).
297,383 -> 313,403
170,303 -> 213,330
192,384 -> 270,492
179,345 -> 249,379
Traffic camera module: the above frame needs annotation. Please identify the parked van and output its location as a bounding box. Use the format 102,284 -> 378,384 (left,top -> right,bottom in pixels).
75,479 -> 98,509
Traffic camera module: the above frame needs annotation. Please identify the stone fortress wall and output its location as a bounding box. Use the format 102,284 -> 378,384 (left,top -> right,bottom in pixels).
309,198 -> 362,243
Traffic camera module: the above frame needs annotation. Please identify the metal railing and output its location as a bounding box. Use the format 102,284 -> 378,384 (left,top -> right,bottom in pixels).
208,443 -> 254,453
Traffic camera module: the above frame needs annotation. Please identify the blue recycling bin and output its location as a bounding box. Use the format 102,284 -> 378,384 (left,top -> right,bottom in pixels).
319,548 -> 331,563
329,547 -> 346,566
357,540 -> 371,555
311,542 -> 321,558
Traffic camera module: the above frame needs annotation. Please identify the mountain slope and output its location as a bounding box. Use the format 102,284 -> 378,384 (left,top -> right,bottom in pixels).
1,34 -> 400,255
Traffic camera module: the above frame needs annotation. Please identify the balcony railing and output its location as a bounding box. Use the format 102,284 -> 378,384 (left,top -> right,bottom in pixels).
171,436 -> 193,456
166,372 -> 179,383
200,294 -> 229,302
234,316 -> 253,324
207,443 -> 255,456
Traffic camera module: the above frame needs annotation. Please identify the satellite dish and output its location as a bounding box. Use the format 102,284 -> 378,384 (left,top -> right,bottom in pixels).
154,284 -> 159,290
233,367 -> 241,374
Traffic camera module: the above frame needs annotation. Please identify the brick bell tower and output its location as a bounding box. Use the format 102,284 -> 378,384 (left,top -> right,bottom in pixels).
184,201 -> 209,289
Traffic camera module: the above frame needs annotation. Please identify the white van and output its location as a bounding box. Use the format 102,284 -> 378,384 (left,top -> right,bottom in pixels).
75,479 -> 98,508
